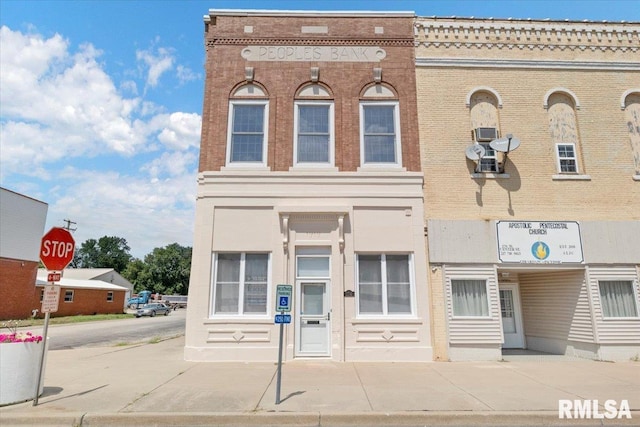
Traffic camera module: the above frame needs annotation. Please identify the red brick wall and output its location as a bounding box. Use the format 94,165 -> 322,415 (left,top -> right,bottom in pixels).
199,13 -> 421,173
0,258 -> 40,320
0,257 -> 126,320
31,287 -> 126,318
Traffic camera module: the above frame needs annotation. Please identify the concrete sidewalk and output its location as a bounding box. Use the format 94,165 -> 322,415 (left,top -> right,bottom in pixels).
1,336 -> 638,426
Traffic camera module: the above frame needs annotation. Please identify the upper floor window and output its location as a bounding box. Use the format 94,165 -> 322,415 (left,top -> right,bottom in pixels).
359,83 -> 401,168
360,101 -> 401,166
546,90 -> 582,174
622,90 -> 640,177
226,83 -> 269,167
294,83 -> 334,168
556,143 -> 578,173
227,101 -> 269,165
468,89 -> 501,174
295,101 -> 334,166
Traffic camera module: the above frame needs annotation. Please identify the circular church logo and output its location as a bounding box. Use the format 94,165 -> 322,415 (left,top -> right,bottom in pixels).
531,241 -> 550,260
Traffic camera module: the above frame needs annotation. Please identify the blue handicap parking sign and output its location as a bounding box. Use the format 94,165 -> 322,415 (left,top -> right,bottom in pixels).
279,296 -> 289,307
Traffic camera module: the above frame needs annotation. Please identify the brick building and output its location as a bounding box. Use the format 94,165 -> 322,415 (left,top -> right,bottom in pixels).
0,188 -> 48,320
185,9 -> 640,363
185,10 -> 432,362
416,17 -> 640,361
34,274 -> 127,317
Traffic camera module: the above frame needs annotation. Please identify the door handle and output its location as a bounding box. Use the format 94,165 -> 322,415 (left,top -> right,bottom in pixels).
326,312 -> 330,321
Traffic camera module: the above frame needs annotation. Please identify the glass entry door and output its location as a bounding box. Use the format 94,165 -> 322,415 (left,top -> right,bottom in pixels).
499,284 -> 525,349
297,281 -> 330,356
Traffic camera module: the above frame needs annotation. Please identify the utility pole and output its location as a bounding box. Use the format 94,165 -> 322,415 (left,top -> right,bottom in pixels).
62,219 -> 77,232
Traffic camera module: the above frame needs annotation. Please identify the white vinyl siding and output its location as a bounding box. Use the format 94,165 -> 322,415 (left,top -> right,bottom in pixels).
588,266 -> 640,344
445,265 -> 502,344
519,270 -> 594,344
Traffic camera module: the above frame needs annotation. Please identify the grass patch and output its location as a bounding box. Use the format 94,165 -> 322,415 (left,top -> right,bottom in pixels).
147,336 -> 163,344
13,313 -> 134,328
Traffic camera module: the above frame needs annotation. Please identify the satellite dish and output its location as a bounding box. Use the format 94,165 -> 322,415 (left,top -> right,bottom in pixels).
489,134 -> 521,153
465,144 -> 486,161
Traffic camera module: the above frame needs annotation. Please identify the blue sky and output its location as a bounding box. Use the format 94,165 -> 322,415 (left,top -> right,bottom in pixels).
1,0 -> 639,259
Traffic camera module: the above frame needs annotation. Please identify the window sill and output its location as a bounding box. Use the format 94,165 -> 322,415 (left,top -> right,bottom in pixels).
451,316 -> 493,320
470,173 -> 510,179
221,165 -> 270,171
357,165 -> 406,172
601,316 -> 640,321
633,174 -> 640,181
289,166 -> 339,172
350,317 -> 422,325
203,316 -> 272,324
552,174 -> 591,181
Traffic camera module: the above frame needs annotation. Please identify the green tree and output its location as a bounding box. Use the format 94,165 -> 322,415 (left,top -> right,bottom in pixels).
123,243 -> 192,295
75,236 -> 133,272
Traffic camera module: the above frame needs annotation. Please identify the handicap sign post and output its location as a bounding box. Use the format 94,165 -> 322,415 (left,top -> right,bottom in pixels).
275,284 -> 293,404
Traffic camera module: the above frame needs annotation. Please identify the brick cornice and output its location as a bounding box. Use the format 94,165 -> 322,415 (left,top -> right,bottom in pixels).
414,18 -> 640,53
207,38 -> 414,47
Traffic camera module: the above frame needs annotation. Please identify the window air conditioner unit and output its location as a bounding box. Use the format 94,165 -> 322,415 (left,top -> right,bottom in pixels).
474,127 -> 499,142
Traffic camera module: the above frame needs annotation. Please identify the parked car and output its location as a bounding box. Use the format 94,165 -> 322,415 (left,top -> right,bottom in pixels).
135,303 -> 171,318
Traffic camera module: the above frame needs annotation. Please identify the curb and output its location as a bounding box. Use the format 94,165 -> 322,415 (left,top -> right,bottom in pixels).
1,411 -> 638,427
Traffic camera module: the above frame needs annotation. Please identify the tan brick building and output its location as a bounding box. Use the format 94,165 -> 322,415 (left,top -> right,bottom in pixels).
416,17 -> 640,361
186,10 -> 432,362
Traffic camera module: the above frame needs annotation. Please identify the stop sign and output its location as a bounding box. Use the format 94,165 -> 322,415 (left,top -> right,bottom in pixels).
40,227 -> 75,271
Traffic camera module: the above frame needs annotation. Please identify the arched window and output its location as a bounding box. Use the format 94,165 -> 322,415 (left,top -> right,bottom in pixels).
622,90 -> 640,177
547,92 -> 581,174
294,83 -> 334,167
226,83 -> 269,167
359,83 -> 401,168
468,89 -> 501,173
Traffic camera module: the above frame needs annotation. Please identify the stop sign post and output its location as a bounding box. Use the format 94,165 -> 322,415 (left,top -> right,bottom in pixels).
40,227 -> 75,272
34,226 -> 75,406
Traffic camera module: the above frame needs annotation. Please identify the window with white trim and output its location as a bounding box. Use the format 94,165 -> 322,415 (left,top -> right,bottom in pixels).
451,279 -> 490,317
212,253 -> 269,315
556,143 -> 578,173
227,100 -> 269,166
360,102 -> 401,166
64,290 -> 74,302
294,101 -> 334,166
599,280 -> 639,318
357,254 -> 413,315
107,291 -> 114,302
478,143 -> 499,172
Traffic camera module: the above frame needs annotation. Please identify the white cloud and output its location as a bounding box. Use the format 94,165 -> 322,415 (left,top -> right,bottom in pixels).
0,25 -> 203,259
176,64 -> 199,84
48,168 -> 197,259
136,46 -> 174,89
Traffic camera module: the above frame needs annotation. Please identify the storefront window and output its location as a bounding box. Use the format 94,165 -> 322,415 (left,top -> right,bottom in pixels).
357,254 -> 412,315
213,253 -> 269,315
451,279 -> 489,317
599,280 -> 639,318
